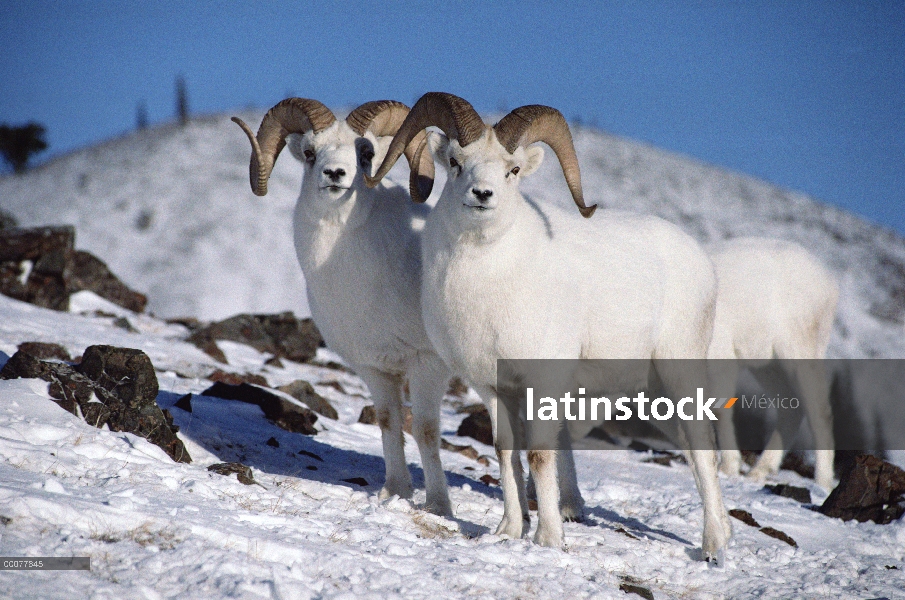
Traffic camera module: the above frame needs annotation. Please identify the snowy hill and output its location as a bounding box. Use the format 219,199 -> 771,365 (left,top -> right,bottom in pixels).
1,112 -> 904,358
1,112 -> 905,597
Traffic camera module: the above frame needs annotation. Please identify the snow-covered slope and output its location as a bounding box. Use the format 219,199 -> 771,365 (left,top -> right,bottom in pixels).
1,113 -> 903,358
1,294 -> 903,599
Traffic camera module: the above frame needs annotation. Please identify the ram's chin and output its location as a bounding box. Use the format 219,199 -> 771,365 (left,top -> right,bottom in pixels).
462,203 -> 496,215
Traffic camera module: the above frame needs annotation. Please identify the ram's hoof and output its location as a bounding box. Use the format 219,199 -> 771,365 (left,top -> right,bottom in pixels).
494,514 -> 529,539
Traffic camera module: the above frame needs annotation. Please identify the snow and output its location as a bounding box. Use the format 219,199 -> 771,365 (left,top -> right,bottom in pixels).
0,293 -> 904,598
0,114 -> 904,597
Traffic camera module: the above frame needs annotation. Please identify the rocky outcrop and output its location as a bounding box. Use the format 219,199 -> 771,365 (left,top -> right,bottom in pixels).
0,345 -> 189,463
0,226 -> 146,312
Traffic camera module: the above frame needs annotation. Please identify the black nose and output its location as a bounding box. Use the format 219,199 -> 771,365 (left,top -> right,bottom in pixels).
471,188 -> 493,203
323,168 -> 345,182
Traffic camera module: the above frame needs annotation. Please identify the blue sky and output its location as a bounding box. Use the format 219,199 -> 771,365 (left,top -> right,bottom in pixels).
1,1 -> 903,234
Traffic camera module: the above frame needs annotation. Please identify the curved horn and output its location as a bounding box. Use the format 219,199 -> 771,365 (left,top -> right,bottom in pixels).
365,92 -> 486,190
231,98 -> 336,196
346,100 -> 435,203
494,105 -> 596,218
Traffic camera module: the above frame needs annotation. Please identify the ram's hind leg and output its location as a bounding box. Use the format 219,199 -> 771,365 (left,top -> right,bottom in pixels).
556,428 -> 585,522
358,367 -> 413,500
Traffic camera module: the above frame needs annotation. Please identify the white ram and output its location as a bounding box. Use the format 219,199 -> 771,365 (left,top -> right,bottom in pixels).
232,99 -> 453,515
708,237 -> 838,490
366,92 -> 732,558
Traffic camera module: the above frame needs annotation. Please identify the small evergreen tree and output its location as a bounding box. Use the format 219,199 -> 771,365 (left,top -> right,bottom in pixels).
176,76 -> 189,126
136,100 -> 148,130
0,122 -> 48,174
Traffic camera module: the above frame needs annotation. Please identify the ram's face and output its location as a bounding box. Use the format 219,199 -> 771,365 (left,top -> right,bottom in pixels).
428,129 -> 544,219
288,122 -> 379,200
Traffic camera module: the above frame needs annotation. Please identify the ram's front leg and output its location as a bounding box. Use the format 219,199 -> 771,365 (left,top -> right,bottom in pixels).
528,448 -> 563,547
358,367 -> 413,500
480,386 -> 529,539
408,356 -> 452,516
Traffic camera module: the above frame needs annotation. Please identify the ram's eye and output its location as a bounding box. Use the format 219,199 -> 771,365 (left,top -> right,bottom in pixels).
303,149 -> 315,164
360,148 -> 375,163
449,157 -> 459,169
510,166 -> 520,176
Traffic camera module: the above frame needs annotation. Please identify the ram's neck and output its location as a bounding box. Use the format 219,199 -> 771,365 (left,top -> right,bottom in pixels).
292,187 -> 376,272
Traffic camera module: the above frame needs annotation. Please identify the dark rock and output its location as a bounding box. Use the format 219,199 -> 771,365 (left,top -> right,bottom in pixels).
67,250 -> 147,313
765,483 -> 812,504
278,380 -> 338,420
616,527 -> 639,540
173,394 -> 193,413
0,209 -> 16,229
208,462 -> 256,485
819,454 -> 905,524
729,508 -> 761,528
759,526 -> 797,547
112,316 -> 137,332
358,405 -> 377,425
162,408 -> 178,433
342,477 -> 368,487
780,452 -> 816,480
208,369 -> 268,387
0,225 -> 73,263
0,226 -> 73,310
187,312 -> 322,364
165,316 -> 202,331
479,474 -> 499,486
440,438 -> 480,461
17,341 -> 70,362
457,407 -> 492,446
200,381 -> 318,435
0,226 -> 147,313
77,345 -> 158,409
298,449 -> 323,462
619,576 -> 655,600
0,346 -> 189,463
190,334 -> 227,363
266,436 -> 279,448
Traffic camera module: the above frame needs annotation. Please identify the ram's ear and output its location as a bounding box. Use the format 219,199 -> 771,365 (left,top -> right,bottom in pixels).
426,131 -> 449,163
286,133 -> 305,163
521,145 -> 545,177
371,133 -> 391,168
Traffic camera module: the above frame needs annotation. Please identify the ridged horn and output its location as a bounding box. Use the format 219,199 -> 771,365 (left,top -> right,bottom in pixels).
231,98 -> 336,196
365,92 -> 486,190
494,105 -> 596,218
346,100 -> 435,203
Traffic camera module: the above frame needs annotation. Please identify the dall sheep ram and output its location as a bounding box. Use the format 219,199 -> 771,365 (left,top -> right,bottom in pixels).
708,237 -> 838,490
232,99 -> 453,515
366,92 -> 732,558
